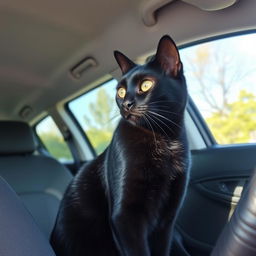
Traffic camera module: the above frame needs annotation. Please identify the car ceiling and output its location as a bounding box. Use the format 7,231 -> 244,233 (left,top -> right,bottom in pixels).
0,0 -> 255,122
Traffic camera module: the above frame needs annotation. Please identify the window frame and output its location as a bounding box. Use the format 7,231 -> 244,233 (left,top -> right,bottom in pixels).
187,97 -> 216,147
33,115 -> 51,153
34,115 -> 75,163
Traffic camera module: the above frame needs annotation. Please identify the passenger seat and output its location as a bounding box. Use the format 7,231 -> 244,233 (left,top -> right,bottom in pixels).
0,121 -> 72,238
0,176 -> 56,256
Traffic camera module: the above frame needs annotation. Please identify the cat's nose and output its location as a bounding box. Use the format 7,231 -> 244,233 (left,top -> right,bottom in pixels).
122,100 -> 134,110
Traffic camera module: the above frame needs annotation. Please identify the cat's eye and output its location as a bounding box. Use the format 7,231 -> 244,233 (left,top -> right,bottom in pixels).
117,87 -> 126,98
140,80 -> 154,92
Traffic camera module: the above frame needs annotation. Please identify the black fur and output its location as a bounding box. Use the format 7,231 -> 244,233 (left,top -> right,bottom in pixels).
51,35 -> 190,256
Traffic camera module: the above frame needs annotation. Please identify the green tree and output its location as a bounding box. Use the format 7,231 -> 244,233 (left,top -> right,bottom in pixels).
84,87 -> 118,154
40,133 -> 73,161
206,90 -> 256,144
185,44 -> 247,114
184,44 -> 254,144
85,88 -> 115,131
86,129 -> 113,154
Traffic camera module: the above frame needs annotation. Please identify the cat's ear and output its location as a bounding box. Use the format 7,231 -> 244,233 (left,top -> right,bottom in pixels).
154,35 -> 181,77
114,51 -> 136,75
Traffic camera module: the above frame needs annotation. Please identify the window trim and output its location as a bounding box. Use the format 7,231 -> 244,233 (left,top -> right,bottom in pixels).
33,115 -> 50,154
33,126 -> 51,155
187,97 -> 216,147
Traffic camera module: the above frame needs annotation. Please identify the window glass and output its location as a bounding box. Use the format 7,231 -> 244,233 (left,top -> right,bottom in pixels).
180,33 -> 256,144
68,79 -> 119,154
36,116 -> 73,162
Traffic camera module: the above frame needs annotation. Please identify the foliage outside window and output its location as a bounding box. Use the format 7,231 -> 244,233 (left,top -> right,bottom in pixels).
36,116 -> 73,162
69,80 -> 119,155
180,33 -> 256,144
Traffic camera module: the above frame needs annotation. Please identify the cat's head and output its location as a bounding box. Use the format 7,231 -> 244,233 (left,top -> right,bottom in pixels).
114,35 -> 187,136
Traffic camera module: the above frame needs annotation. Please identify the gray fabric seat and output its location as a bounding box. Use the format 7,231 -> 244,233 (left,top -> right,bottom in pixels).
0,176 -> 56,256
0,121 -> 72,238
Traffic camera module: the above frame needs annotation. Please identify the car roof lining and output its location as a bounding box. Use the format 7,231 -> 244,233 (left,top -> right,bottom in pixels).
0,0 -> 254,122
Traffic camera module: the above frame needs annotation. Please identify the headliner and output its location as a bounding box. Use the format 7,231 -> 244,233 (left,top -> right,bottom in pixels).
0,0 -> 255,121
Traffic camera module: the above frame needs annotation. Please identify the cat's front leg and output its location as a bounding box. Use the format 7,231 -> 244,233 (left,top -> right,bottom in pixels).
111,212 -> 150,256
149,220 -> 175,256
150,173 -> 188,256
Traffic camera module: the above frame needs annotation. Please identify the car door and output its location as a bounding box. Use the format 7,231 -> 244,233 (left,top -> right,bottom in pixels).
176,32 -> 256,255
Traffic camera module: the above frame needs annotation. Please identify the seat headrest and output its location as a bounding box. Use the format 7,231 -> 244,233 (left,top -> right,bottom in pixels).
0,121 -> 37,155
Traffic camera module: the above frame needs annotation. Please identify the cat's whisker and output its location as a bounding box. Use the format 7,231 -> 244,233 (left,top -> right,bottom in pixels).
136,109 -> 147,113
148,105 -> 173,111
130,111 -> 142,117
145,113 -> 170,138
148,104 -> 182,112
136,106 -> 148,111
148,108 -> 181,116
148,100 -> 181,105
148,100 -> 175,104
142,114 -> 158,148
105,113 -> 121,125
147,112 -> 175,135
147,111 -> 181,129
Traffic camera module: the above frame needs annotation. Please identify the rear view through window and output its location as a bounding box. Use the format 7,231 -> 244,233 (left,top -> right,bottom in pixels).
68,79 -> 119,155
36,116 -> 73,162
180,33 -> 256,144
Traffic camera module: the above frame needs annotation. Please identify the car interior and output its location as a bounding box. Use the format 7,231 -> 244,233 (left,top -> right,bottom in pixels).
0,0 -> 256,255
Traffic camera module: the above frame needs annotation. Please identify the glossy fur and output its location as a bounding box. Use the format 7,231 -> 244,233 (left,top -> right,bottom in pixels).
51,35 -> 190,256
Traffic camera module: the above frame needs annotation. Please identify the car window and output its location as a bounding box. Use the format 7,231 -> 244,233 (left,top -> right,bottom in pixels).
69,34 -> 256,151
180,33 -> 256,144
35,116 -> 73,162
68,79 -> 120,155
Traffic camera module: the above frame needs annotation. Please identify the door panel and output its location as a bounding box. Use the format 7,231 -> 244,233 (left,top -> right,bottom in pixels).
177,144 -> 256,255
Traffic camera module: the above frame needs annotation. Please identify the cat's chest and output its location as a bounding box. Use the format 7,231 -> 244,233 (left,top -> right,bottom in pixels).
124,137 -> 185,172
114,120 -> 186,173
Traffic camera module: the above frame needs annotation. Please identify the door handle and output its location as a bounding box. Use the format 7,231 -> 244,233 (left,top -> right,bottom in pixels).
218,180 -> 246,197
195,178 -> 248,204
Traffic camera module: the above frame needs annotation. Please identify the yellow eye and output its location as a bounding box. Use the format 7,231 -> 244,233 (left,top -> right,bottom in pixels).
140,80 -> 154,92
117,87 -> 126,98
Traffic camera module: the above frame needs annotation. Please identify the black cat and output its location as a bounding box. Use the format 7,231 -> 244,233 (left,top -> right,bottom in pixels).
51,35 -> 190,256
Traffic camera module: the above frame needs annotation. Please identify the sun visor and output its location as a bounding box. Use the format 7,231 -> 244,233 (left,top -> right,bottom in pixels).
142,0 -> 239,26
182,0 -> 239,11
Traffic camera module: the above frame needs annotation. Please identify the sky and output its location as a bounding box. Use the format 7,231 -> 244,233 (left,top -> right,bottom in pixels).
40,33 -> 256,133
69,79 -> 119,131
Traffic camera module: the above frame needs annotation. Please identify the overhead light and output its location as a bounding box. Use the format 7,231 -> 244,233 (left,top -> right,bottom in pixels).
19,106 -> 33,119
